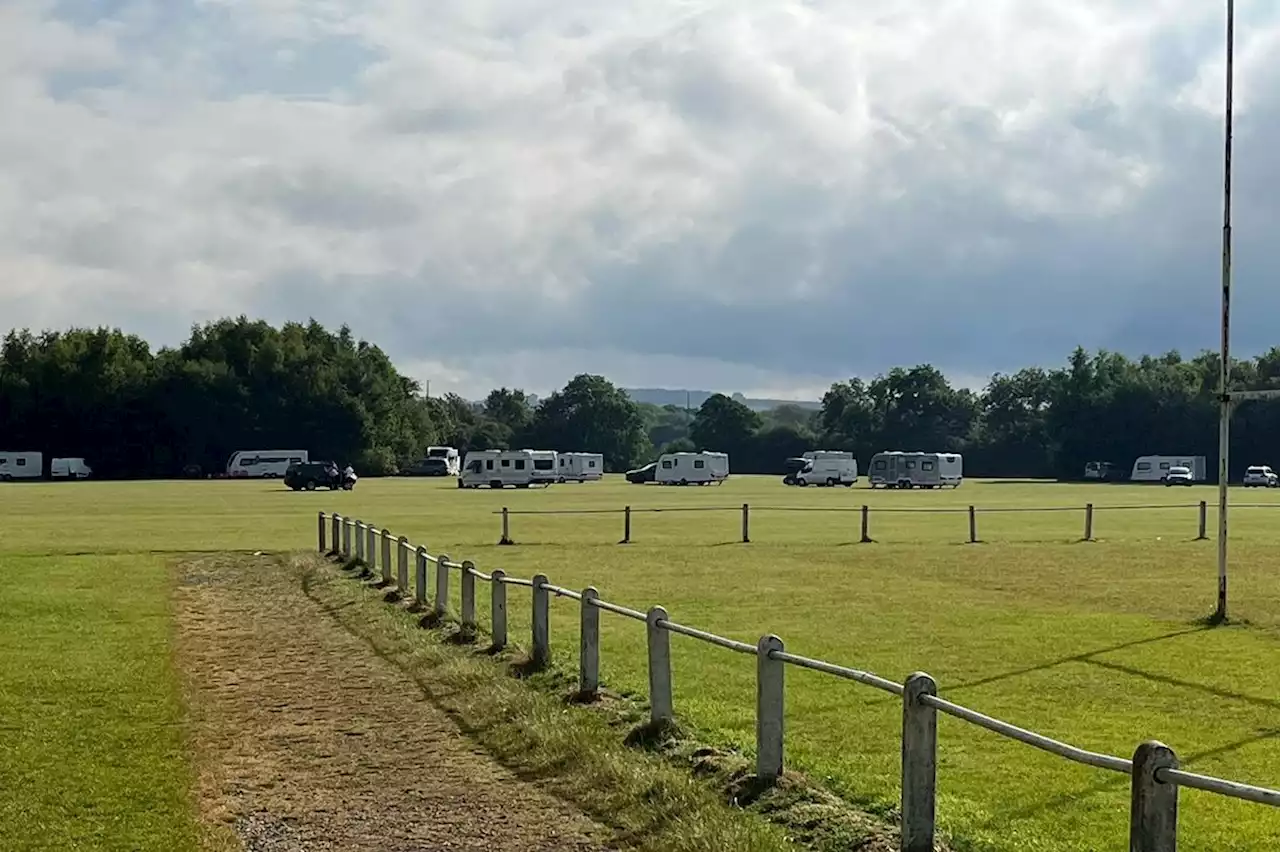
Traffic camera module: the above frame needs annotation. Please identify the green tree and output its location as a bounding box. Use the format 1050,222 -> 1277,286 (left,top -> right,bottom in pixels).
526,374 -> 647,471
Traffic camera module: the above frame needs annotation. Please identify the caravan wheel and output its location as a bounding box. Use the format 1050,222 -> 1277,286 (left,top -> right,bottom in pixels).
826,478 -> 837,487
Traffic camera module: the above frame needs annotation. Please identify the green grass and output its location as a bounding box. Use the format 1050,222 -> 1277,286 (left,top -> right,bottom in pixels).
4,475 -> 1280,850
0,553 -> 199,852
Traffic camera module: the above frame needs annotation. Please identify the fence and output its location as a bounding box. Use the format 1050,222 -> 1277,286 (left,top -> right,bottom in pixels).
316,510 -> 1280,852
491,501 -> 1238,545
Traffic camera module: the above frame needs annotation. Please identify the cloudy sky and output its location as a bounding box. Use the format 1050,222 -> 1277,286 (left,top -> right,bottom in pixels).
3,1 -> 1279,399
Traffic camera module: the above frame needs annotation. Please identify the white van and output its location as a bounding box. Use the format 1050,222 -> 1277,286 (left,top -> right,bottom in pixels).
51,457 -> 93,479
520,449 -> 559,484
655,451 -> 730,485
790,451 -> 857,486
557,452 -> 603,482
0,451 -> 43,481
425,445 -> 461,476
459,449 -> 539,489
226,450 -> 308,478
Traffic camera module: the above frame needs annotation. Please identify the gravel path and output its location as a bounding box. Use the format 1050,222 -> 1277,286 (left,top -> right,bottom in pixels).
174,555 -> 610,852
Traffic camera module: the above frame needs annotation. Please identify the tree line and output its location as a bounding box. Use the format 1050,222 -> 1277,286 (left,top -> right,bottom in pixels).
2,317 -> 1277,480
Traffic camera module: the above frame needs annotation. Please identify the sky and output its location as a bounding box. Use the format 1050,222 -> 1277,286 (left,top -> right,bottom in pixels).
3,1 -> 1280,401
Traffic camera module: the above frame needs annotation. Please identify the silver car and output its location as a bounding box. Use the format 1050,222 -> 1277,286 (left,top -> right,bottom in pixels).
1164,465 -> 1195,486
1243,465 -> 1279,487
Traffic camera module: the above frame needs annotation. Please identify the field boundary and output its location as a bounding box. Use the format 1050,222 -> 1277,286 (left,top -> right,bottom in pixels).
318,510 -> 1280,852
489,500 -> 1271,545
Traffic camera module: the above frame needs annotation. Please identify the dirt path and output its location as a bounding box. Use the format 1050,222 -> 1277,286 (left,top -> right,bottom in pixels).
174,555 -> 611,852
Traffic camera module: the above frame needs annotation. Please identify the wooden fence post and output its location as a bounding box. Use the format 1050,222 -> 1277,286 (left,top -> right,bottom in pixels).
860,505 -> 872,543
366,525 -> 377,573
342,518 -> 352,557
380,530 -> 392,584
330,513 -> 341,554
901,672 -> 938,852
646,606 -> 674,724
460,561 -> 477,640
355,521 -> 366,562
434,553 -> 450,618
499,507 -> 514,545
621,506 -> 631,544
968,506 -> 978,543
756,634 -> 785,783
742,503 -> 750,543
1084,503 -> 1094,541
579,587 -> 600,698
490,570 -> 507,649
415,546 -> 429,608
1130,741 -> 1179,852
531,574 -> 550,668
317,511 -> 327,552
397,536 -> 410,590
1197,501 -> 1208,540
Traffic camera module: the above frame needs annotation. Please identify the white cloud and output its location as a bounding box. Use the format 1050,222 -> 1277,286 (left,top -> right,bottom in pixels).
2,0 -> 1280,400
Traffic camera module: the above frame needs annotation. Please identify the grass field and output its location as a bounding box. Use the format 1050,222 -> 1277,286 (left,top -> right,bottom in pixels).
3,475 -> 1280,851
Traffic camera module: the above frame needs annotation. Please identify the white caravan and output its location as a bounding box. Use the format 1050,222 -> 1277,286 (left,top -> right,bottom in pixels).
655,451 -> 730,485
226,450 -> 308,478
51,457 -> 93,479
557,452 -> 604,482
0,451 -> 43,481
458,449 -> 542,489
425,445 -> 461,476
790,450 -> 857,487
518,449 -> 559,484
1130,455 -> 1207,483
868,451 -> 963,489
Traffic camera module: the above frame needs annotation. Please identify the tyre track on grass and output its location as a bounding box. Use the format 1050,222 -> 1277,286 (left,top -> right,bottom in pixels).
174,554 -> 611,852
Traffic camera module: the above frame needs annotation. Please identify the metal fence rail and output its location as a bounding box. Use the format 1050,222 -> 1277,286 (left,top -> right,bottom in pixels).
317,510 -> 1280,852
488,500 -> 1261,545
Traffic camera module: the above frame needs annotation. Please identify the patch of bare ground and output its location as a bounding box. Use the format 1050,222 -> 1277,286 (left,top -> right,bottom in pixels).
174,553 -> 611,852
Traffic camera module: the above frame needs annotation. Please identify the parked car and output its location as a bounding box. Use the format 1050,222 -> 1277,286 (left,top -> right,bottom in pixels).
1243,465 -> 1279,487
625,462 -> 657,484
1164,465 -> 1195,486
400,458 -> 451,477
284,461 -> 349,491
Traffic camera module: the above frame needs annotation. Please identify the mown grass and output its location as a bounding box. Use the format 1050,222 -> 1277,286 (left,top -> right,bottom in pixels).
0,553 -> 199,852
3,475 -> 1280,850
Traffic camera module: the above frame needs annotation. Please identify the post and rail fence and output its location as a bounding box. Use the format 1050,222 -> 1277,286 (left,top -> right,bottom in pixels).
492,500 -> 1234,545
315,510 -> 1280,851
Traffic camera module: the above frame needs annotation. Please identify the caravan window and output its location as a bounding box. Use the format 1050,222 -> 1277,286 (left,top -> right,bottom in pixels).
1137,462 -> 1151,471
693,459 -> 705,469
922,461 -> 934,471
874,460 -> 886,470
485,459 -> 494,470
1159,462 -> 1170,470
240,457 -> 256,466
662,460 -> 673,469
514,459 -> 526,470
467,460 -> 482,472
905,460 -> 916,469
16,458 -> 26,467
588,459 -> 596,468
501,459 -> 510,468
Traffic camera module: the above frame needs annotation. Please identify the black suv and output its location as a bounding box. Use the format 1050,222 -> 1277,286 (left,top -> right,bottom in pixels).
284,461 -> 342,491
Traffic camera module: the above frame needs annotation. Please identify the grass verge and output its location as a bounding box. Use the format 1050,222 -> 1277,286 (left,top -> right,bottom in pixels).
303,553 -> 942,852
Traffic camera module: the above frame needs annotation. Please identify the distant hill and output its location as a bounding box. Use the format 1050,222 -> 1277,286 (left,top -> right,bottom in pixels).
622,388 -> 821,412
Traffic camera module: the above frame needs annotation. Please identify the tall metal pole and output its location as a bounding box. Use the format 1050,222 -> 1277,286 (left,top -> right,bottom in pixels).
1215,0 -> 1235,623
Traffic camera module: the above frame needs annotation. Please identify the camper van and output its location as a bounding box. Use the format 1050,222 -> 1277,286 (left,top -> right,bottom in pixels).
458,449 -> 542,489
787,450 -> 858,486
51,457 -> 93,479
226,450 -> 309,478
0,451 -> 43,481
425,445 -> 461,476
557,452 -> 603,482
868,451 -> 963,489
655,451 -> 730,485
1130,455 -> 1207,483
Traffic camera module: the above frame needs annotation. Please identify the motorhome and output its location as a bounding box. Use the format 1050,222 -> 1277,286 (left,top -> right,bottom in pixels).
1130,455 -> 1207,483
787,450 -> 857,486
557,452 -> 604,482
868,451 -> 963,489
458,449 -> 540,489
226,450 -> 308,478
51,457 -> 92,479
520,449 -> 560,484
425,445 -> 461,476
655,451 -> 730,485
0,451 -> 43,481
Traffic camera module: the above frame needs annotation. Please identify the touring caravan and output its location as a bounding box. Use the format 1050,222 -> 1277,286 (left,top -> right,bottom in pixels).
226,450 -> 308,478
868,451 -> 963,489
459,449 -> 540,489
1130,455 -> 1207,483
51,457 -> 93,479
557,452 -> 603,482
0,451 -> 43,481
787,450 -> 857,486
655,451 -> 729,485
520,449 -> 560,484
425,445 -> 461,476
